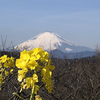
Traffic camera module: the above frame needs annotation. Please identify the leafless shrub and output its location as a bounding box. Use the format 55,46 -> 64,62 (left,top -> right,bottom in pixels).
1,51 -> 100,100
1,40 -> 100,100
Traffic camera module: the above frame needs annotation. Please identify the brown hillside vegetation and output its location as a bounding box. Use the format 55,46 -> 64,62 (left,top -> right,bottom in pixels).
0,51 -> 100,100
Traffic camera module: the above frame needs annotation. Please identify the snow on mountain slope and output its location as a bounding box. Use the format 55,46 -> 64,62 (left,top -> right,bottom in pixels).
15,32 -> 93,53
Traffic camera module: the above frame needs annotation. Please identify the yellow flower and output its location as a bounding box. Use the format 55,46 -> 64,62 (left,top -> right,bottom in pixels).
21,82 -> 25,89
34,85 -> 39,94
16,50 -> 30,69
40,51 -> 49,62
46,59 -> 55,70
0,55 -> 7,63
4,57 -> 14,68
32,74 -> 38,83
45,80 -> 53,93
18,74 -> 25,82
28,57 -> 41,70
41,67 -> 52,80
20,79 -> 26,92
10,69 -> 13,74
16,47 -> 55,95
16,59 -> 28,69
0,74 -> 3,84
32,47 -> 42,55
29,48 -> 42,60
0,74 -> 3,91
5,70 -> 9,76
18,68 -> 28,82
20,49 -> 30,61
35,95 -> 42,100
41,66 -> 54,93
26,77 -> 33,89
25,74 -> 38,89
30,47 -> 42,60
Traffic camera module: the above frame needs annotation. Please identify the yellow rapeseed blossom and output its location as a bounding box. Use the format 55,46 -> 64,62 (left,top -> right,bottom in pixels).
0,74 -> 3,84
20,50 -> 30,61
0,63 -> 2,68
0,55 -> 15,69
18,68 -> 28,82
5,70 -> 9,76
10,69 -> 13,74
0,55 -> 15,91
25,77 -> 32,89
16,47 -> 55,99
32,74 -> 38,83
35,95 -> 42,100
4,57 -> 14,68
41,67 -> 54,92
0,55 -> 7,63
41,60 -> 55,93
20,79 -> 26,92
40,50 -> 50,63
0,47 -> 55,99
25,74 -> 38,89
45,79 -> 53,93
41,67 -> 52,82
34,85 -> 40,94
28,57 -> 41,70
31,47 -> 42,56
16,58 -> 28,69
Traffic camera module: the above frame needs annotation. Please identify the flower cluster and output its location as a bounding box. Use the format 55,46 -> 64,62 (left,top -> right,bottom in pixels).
16,47 -> 55,96
0,55 -> 14,90
0,47 -> 55,100
41,59 -> 55,93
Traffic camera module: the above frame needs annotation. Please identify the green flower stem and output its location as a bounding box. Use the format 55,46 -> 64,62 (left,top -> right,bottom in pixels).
13,92 -> 25,100
30,70 -> 36,100
30,83 -> 35,100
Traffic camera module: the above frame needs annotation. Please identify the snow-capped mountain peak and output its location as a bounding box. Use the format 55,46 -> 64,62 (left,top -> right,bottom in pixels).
15,32 -> 93,53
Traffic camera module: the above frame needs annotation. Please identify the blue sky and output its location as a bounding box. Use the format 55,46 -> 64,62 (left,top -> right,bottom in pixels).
0,0 -> 100,49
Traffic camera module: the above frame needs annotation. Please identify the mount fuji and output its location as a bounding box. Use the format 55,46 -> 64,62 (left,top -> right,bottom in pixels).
15,32 -> 95,58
